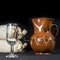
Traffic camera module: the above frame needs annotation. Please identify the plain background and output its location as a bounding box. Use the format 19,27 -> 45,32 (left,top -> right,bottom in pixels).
0,8 -> 60,52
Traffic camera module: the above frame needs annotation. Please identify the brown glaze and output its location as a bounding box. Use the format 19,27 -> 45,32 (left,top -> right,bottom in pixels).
30,17 -> 58,55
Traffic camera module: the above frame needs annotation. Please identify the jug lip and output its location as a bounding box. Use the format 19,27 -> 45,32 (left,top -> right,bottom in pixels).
32,17 -> 55,21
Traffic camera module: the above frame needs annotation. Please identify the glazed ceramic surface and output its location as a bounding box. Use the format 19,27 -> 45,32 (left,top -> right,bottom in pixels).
30,18 -> 58,55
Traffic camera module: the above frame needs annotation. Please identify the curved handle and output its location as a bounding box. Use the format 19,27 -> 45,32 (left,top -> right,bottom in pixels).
51,24 -> 59,38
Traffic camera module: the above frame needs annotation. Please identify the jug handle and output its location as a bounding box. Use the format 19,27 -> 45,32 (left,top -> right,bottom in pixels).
51,24 -> 59,38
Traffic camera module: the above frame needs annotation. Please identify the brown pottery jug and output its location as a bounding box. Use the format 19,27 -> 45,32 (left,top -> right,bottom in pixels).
30,17 -> 58,55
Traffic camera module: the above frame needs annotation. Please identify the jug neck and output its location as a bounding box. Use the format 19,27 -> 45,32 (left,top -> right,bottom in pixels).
32,18 -> 54,33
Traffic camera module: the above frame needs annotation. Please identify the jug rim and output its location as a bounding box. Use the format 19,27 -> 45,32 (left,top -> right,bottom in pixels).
32,17 -> 55,21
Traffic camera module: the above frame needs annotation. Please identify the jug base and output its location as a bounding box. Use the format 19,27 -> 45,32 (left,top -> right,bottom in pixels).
35,52 -> 51,55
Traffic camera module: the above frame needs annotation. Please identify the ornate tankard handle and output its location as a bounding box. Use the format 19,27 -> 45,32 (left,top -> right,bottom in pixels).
51,24 -> 59,38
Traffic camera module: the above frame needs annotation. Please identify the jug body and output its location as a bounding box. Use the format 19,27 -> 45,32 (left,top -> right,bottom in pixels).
30,18 -> 58,55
